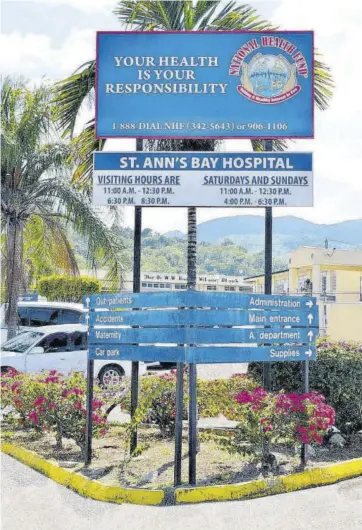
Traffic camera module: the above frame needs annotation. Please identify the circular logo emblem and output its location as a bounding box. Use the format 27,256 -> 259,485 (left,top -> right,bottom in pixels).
246,54 -> 293,98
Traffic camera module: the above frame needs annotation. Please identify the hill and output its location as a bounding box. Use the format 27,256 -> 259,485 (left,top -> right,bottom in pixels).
165,216 -> 362,255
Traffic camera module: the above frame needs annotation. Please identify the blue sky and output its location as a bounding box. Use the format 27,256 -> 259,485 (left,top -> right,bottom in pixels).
2,0 -> 361,232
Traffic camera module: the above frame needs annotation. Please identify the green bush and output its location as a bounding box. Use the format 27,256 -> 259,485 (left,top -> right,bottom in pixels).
213,388 -> 335,474
38,275 -> 101,302
119,372 -> 257,437
197,374 -> 257,418
120,372 -> 188,438
248,339 -> 362,432
1,370 -> 108,457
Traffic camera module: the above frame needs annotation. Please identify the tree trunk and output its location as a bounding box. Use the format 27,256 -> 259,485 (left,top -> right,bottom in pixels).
5,217 -> 23,341
187,207 -> 197,289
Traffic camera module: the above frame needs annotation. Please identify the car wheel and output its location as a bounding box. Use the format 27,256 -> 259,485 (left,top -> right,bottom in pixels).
98,365 -> 124,387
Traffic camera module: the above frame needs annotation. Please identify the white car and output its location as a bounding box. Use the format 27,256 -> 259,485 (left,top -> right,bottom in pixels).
0,324 -> 146,385
0,301 -> 87,344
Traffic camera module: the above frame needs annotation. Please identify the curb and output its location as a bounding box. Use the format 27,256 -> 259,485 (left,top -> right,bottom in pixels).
2,442 -> 361,506
175,458 -> 362,504
1,442 -> 164,506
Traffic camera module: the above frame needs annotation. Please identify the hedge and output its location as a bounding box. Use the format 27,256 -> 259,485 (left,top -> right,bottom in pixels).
37,275 -> 101,303
248,339 -> 362,433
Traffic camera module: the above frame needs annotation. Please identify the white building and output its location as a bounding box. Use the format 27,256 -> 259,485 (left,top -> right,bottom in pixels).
122,271 -> 253,293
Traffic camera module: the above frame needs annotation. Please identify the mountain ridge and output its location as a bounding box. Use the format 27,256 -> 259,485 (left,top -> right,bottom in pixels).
163,216 -> 362,255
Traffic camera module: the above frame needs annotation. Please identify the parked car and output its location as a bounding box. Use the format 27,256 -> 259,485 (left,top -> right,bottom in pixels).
0,324 -> 146,386
0,301 -> 87,344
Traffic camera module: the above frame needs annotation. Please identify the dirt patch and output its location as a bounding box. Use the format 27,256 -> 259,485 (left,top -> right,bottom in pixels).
2,424 -> 361,489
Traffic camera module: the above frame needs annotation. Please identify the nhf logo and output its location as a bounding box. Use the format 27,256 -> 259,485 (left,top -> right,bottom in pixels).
229,35 -> 309,104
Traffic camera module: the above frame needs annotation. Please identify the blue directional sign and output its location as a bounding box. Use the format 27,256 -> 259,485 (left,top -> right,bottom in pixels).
88,326 -> 316,345
96,31 -> 313,139
83,291 -> 317,311
88,308 -> 317,327
88,345 -> 316,364
86,291 -> 318,363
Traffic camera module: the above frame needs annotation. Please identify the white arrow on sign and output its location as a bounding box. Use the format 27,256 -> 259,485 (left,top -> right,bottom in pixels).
85,297 -> 90,308
305,349 -> 313,358
308,330 -> 314,342
306,300 -> 314,308
307,313 -> 314,324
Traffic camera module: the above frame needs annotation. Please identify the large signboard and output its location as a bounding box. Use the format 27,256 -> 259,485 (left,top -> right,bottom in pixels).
96,31 -> 314,139
85,291 -> 318,364
93,152 -> 313,207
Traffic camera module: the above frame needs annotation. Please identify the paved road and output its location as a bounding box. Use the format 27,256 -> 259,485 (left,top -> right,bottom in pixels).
150,362 -> 248,380
2,454 -> 362,530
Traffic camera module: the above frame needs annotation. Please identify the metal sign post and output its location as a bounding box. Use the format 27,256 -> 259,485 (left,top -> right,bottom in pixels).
263,139 -> 273,391
188,206 -> 197,485
174,360 -> 184,486
130,139 -> 143,455
85,356 -> 94,464
301,359 -> 310,466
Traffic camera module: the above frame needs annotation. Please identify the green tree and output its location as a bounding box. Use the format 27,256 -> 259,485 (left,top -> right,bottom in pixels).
1,78 -> 127,339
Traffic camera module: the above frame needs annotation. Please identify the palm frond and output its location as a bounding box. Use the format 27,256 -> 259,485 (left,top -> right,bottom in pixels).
53,60 -> 95,138
70,119 -> 105,194
31,180 -> 129,282
24,215 -> 79,278
251,139 -> 289,152
314,54 -> 334,111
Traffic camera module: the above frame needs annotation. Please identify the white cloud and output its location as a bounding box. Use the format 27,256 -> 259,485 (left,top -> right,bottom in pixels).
0,29 -> 95,81
4,0 -> 116,14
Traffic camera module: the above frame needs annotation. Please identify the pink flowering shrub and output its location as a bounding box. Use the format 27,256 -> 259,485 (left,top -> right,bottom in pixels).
217,387 -> 335,472
1,369 -> 109,457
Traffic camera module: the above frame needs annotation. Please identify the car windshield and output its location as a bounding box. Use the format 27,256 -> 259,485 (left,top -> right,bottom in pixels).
2,331 -> 45,353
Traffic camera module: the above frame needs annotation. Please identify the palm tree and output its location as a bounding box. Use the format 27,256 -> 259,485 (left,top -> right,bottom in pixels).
1,78 -> 127,340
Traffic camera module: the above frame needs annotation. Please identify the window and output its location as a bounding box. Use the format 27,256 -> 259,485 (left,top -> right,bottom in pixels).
2,331 -> 44,353
239,286 -> 253,293
147,283 -> 153,288
320,271 -> 336,302
69,332 -> 87,350
28,308 -> 60,327
225,286 -> 236,292
61,310 -> 82,324
274,279 -> 289,295
18,307 -> 29,326
207,285 -> 217,291
142,282 -> 147,287
38,332 -> 68,353
159,283 -> 165,288
153,283 -> 159,288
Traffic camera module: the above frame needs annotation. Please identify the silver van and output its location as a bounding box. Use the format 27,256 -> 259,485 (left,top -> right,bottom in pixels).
0,301 -> 87,344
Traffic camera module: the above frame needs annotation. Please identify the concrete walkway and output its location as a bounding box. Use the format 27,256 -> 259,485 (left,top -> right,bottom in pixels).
2,454 -> 362,530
